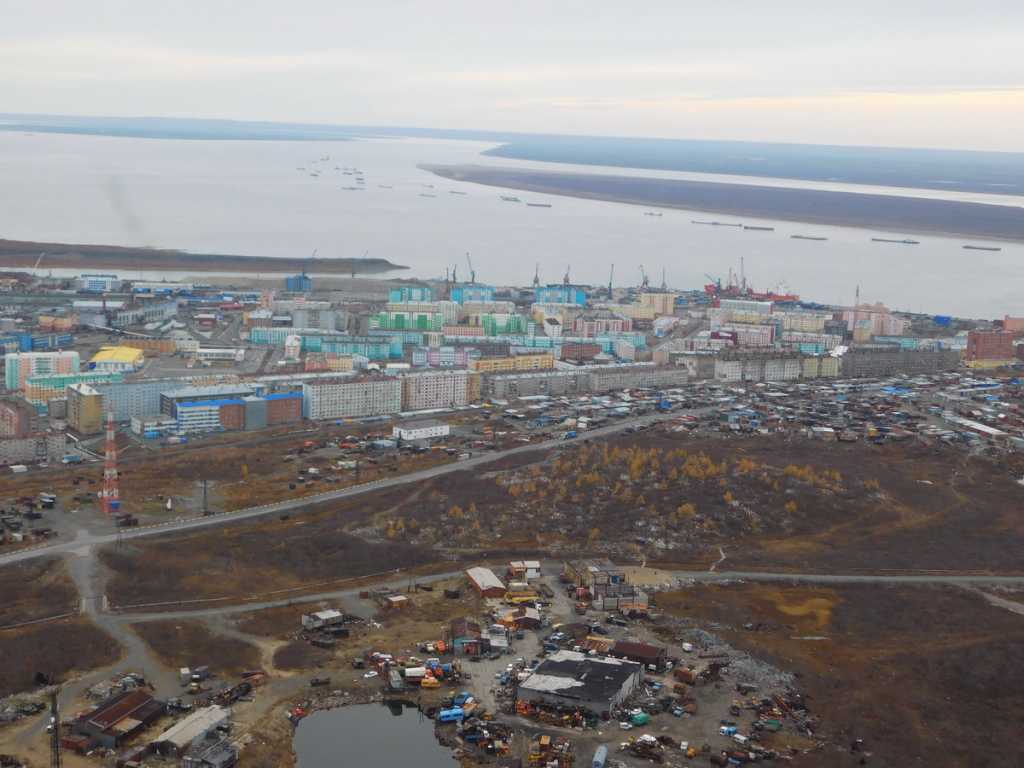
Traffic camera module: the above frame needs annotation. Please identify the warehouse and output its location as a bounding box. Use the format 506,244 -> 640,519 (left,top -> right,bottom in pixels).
72,690 -> 164,749
465,566 -> 506,598
392,419 -> 450,442
151,705 -> 230,757
516,650 -> 643,718
610,640 -> 668,671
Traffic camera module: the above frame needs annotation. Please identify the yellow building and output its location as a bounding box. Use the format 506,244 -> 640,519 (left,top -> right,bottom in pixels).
469,353 -> 555,373
639,292 -> 677,316
67,382 -> 104,435
90,346 -> 145,372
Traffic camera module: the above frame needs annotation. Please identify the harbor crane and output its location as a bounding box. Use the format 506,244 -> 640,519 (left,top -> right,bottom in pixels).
532,262 -> 540,288
639,265 -> 650,290
660,267 -> 667,291
608,264 -> 614,299
465,252 -> 475,284
563,265 -> 571,286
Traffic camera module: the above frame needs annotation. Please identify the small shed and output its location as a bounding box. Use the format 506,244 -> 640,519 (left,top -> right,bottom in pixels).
466,566 -> 506,598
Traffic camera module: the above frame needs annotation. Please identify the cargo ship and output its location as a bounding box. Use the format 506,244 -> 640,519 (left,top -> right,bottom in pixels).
527,202 -> 553,208
791,235 -> 828,241
743,225 -> 774,231
692,220 -> 743,227
963,244 -> 1002,252
500,195 -> 521,202
871,237 -> 920,245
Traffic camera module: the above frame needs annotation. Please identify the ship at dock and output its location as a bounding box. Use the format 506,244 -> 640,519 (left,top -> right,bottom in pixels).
791,234 -> 828,241
743,225 -> 774,231
872,237 -> 920,245
963,244 -> 1002,252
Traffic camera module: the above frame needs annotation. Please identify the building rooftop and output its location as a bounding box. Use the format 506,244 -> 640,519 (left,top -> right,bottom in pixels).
85,690 -> 161,731
161,384 -> 255,400
151,705 -> 229,750
466,566 -> 505,591
91,346 -> 144,364
519,650 -> 641,703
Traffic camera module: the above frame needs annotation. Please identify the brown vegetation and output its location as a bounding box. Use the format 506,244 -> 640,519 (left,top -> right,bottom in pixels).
0,557 -> 78,626
130,620 -> 261,677
657,583 -> 1024,767
99,496 -> 438,606
0,617 -> 119,697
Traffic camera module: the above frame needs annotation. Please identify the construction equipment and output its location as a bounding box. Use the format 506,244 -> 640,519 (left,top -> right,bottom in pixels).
563,265 -> 571,286
608,264 -> 614,299
639,265 -> 650,290
660,267 -> 668,291
466,252 -> 476,284
533,262 -> 540,288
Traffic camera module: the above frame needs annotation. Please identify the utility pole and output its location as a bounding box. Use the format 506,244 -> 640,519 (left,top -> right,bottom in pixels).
49,690 -> 62,768
202,478 -> 209,516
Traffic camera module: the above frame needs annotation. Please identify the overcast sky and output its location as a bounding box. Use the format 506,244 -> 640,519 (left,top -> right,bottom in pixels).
2,1 -> 1022,150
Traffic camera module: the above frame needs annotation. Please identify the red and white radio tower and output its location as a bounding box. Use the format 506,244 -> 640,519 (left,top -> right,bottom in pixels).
101,411 -> 120,515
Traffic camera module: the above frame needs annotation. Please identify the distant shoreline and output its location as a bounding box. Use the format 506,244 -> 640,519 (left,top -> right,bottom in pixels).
423,164 -> 1024,243
0,238 -> 407,275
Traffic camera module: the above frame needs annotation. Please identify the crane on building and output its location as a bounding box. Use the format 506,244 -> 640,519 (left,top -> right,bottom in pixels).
465,252 -> 475,284
608,264 -> 614,300
639,265 -> 650,290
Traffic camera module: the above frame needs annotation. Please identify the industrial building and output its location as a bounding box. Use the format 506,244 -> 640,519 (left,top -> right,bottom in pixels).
285,272 -> 312,293
392,419 -> 450,441
89,346 -> 145,372
516,650 -> 643,717
535,284 -> 587,305
465,566 -> 506,598
301,376 -> 402,420
151,705 -> 230,757
71,690 -> 164,749
67,382 -> 105,435
160,384 -> 256,416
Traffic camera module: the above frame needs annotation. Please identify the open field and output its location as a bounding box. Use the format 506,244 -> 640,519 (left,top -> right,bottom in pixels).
99,489 -> 439,607
0,558 -> 77,626
129,620 -> 261,677
0,617 -> 120,697
361,431 -> 1024,574
656,582 -> 1024,767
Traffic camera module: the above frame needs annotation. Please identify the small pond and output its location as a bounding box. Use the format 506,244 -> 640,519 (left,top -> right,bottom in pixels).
293,702 -> 455,767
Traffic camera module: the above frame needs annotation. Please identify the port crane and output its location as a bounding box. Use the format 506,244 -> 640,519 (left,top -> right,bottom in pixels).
562,265 -> 571,286
465,252 -> 475,284
660,267 -> 667,291
532,262 -> 540,288
639,265 -> 650,290
608,264 -> 614,299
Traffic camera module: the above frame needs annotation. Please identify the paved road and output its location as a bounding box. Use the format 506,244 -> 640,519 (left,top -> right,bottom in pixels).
0,410 -> 680,566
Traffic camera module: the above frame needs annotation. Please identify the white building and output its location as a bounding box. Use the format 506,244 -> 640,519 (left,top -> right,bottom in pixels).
392,420 -> 450,442
301,609 -> 345,630
195,347 -> 245,364
77,274 -> 122,293
301,377 -> 402,420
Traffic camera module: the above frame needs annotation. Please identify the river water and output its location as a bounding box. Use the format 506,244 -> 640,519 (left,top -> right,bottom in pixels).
292,703 -> 454,767
0,131 -> 1021,317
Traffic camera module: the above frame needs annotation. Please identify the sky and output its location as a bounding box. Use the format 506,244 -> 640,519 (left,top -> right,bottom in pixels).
2,0 -> 1023,151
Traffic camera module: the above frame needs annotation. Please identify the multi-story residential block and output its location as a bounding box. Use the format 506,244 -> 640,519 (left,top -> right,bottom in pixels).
301,377 -> 402,420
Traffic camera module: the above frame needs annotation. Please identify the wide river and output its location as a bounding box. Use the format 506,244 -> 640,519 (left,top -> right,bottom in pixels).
0,131 -> 1021,317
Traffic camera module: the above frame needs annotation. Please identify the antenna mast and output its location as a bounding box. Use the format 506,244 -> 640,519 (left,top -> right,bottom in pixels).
102,411 -> 120,516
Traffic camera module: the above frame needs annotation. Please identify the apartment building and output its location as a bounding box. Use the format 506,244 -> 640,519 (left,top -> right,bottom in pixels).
4,350 -> 80,391
301,377 -> 402,420
401,370 -> 478,411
